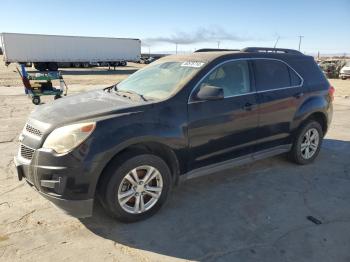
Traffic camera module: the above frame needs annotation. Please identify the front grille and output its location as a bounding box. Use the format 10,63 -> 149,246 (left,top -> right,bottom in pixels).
344,70 -> 350,74
20,144 -> 35,160
25,124 -> 43,137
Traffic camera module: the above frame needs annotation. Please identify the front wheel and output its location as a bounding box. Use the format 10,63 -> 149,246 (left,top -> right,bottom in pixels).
289,120 -> 323,165
99,154 -> 172,222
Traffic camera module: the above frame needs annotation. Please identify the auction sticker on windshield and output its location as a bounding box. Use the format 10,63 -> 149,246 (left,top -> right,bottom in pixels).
181,61 -> 205,68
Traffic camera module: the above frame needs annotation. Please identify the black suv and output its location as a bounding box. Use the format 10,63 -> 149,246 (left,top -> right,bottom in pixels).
14,47 -> 334,222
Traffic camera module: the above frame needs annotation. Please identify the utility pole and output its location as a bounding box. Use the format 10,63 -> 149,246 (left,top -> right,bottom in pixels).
175,43 -> 178,54
217,41 -> 220,48
298,35 -> 304,51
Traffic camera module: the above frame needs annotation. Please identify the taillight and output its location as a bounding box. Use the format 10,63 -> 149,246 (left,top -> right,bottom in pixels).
329,85 -> 335,101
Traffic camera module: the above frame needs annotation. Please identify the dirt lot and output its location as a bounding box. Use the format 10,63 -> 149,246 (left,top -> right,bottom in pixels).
0,57 -> 350,262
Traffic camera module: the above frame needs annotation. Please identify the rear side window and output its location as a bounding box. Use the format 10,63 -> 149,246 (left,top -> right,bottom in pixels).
254,60 -> 294,91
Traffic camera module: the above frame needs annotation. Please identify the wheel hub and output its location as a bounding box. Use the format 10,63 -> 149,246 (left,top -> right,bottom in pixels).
135,183 -> 145,193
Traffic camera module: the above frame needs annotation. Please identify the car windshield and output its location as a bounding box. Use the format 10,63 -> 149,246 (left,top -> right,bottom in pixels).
116,61 -> 204,100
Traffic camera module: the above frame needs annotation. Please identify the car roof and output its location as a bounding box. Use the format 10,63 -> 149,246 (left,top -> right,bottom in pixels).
156,48 -> 306,65
158,51 -> 239,64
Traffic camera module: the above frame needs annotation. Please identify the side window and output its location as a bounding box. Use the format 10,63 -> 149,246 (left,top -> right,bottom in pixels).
254,60 -> 291,91
199,60 -> 251,97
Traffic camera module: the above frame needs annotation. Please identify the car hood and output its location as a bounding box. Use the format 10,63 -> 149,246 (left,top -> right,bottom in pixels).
341,66 -> 350,71
29,89 -> 146,126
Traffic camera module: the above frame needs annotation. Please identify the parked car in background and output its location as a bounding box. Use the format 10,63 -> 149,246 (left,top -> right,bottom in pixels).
318,59 -> 346,79
339,61 -> 350,80
318,59 -> 346,78
140,56 -> 156,64
14,47 -> 334,222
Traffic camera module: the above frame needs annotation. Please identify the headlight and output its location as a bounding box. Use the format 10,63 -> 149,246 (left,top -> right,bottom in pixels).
43,122 -> 96,154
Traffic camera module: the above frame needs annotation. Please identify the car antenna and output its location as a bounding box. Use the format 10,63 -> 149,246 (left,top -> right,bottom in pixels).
274,36 -> 280,49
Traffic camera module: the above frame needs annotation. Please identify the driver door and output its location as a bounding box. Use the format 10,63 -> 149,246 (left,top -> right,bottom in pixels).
187,60 -> 259,170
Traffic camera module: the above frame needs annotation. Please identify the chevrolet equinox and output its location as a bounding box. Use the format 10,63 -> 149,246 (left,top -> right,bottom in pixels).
14,47 -> 334,222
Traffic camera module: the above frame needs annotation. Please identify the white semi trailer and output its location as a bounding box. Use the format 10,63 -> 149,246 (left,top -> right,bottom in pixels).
1,33 -> 141,71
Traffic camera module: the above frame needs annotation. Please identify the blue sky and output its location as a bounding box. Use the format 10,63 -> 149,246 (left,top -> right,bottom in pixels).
1,0 -> 349,55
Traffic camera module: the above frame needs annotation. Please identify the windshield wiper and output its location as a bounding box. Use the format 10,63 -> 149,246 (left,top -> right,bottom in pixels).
103,82 -> 119,92
115,89 -> 148,101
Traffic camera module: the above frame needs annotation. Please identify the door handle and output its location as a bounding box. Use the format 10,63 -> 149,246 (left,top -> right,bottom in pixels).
294,92 -> 304,99
243,102 -> 253,111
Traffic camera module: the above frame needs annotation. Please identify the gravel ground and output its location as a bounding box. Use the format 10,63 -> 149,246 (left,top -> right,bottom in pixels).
0,60 -> 350,262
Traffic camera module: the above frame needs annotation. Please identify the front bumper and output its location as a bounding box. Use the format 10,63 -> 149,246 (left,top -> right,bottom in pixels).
14,153 -> 95,218
39,191 -> 93,218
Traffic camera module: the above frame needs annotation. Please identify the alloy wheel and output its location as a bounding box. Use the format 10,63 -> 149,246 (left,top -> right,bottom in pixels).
301,128 -> 319,159
117,165 -> 163,214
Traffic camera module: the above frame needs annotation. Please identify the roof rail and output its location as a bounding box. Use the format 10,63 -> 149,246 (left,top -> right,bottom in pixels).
195,48 -> 239,53
241,47 -> 303,55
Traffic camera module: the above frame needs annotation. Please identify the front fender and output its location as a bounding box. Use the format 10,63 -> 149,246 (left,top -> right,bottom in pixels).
84,116 -> 187,197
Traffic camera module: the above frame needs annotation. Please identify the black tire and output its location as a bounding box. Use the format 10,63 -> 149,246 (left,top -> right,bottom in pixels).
48,62 -> 58,71
99,153 -> 172,222
73,63 -> 81,68
120,61 -> 127,66
32,96 -> 40,105
288,120 -> 323,165
34,62 -> 47,71
54,94 -> 61,100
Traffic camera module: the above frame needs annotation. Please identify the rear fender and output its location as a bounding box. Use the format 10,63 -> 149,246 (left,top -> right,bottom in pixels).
291,96 -> 328,132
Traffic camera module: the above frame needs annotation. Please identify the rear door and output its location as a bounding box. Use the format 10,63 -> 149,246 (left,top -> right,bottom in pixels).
252,59 -> 304,150
187,60 -> 259,170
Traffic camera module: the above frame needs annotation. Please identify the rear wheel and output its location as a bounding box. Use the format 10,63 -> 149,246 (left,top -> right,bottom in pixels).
99,154 -> 171,222
288,120 -> 323,165
54,94 -> 61,100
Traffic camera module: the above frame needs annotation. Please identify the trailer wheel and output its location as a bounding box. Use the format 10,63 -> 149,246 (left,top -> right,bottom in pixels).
82,63 -> 90,68
73,63 -> 81,68
120,61 -> 127,66
48,62 -> 58,71
32,96 -> 41,105
34,62 -> 47,71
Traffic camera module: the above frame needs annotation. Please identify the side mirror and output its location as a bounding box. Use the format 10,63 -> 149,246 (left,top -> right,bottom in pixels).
196,84 -> 224,101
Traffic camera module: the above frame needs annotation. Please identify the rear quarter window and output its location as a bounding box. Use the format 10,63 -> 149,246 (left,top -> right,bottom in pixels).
289,68 -> 302,86
287,57 -> 328,88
